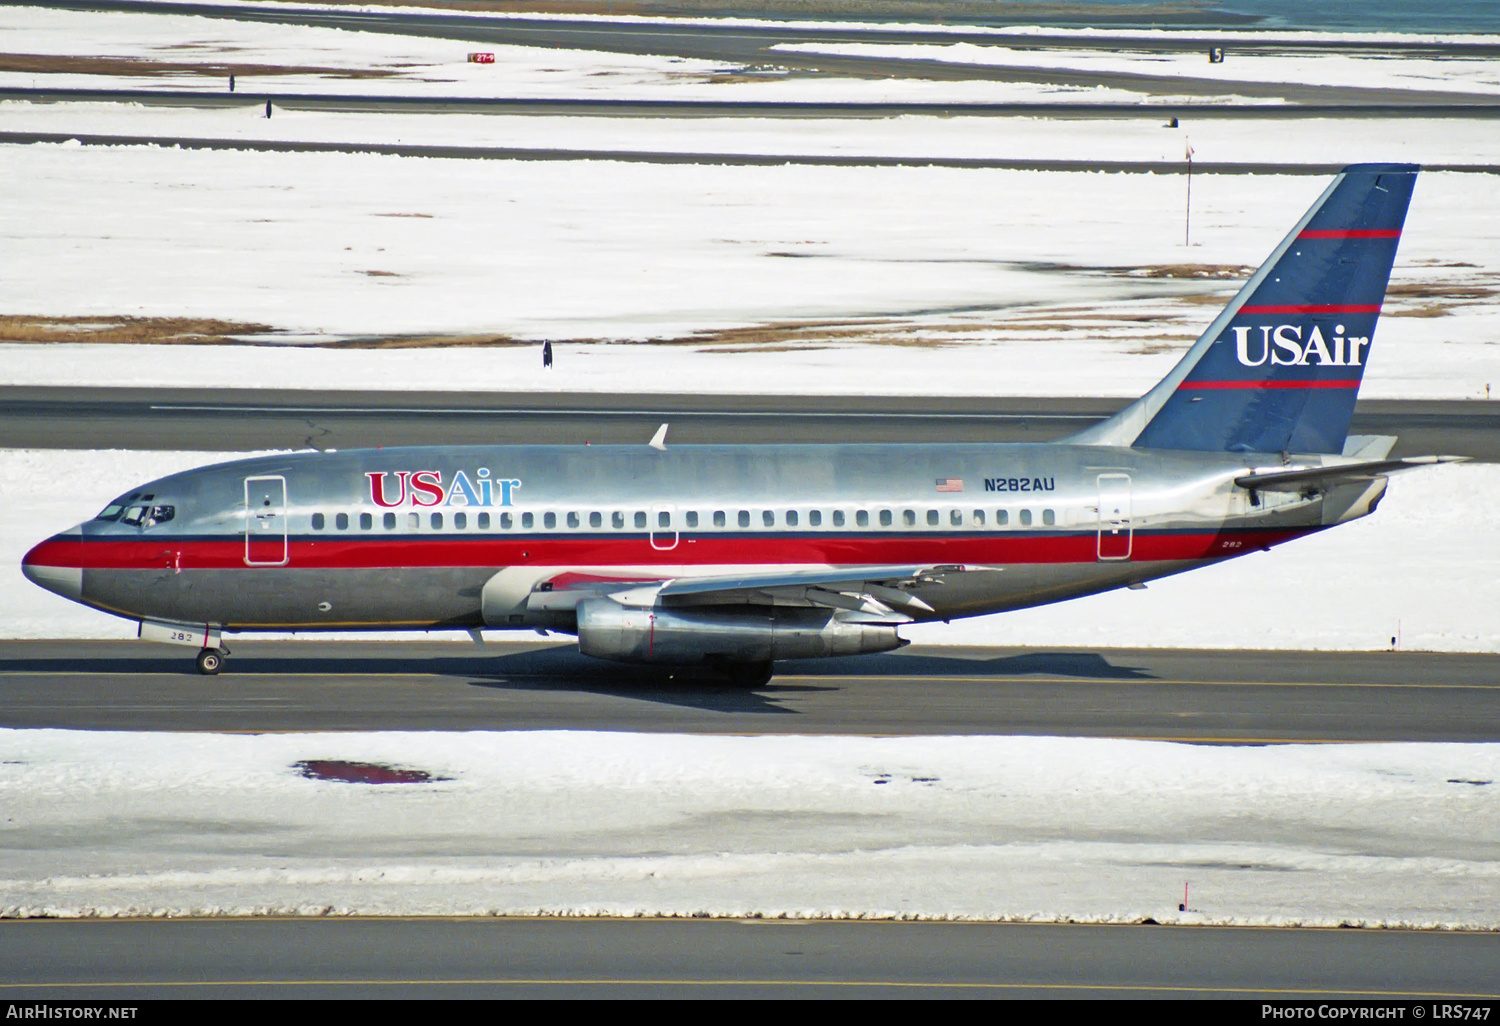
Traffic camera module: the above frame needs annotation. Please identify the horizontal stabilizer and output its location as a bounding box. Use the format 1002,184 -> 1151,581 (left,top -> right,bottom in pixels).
1235,455 -> 1465,491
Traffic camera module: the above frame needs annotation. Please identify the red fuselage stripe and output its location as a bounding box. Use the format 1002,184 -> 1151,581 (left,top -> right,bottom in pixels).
28,529 -> 1313,572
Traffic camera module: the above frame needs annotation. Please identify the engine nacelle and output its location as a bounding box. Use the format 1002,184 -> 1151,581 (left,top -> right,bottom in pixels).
575,597 -> 906,665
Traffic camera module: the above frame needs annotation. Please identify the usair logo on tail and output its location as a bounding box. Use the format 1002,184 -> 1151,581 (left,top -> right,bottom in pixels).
1232,324 -> 1371,367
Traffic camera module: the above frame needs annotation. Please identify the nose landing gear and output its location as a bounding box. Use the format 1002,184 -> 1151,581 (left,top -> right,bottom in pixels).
195,647 -> 227,675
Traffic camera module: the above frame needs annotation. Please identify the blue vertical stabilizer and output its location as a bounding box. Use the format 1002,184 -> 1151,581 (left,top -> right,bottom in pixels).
1070,164 -> 1417,454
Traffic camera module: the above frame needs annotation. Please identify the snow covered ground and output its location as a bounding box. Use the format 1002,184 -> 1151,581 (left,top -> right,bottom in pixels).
3,149 -> 1497,400
3,729 -> 1497,926
3,5 -> 1499,926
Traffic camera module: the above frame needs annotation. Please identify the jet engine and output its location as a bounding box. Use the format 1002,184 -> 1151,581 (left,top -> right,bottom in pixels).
575,597 -> 906,665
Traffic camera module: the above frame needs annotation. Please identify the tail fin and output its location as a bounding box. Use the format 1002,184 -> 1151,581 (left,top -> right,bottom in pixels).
1070,164 -> 1418,454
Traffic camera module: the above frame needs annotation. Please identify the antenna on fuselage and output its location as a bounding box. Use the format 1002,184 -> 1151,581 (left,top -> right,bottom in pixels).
648,423 -> 669,450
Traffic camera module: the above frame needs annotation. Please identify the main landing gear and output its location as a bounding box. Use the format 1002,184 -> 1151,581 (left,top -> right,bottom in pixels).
195,647 -> 227,675
724,660 -> 774,688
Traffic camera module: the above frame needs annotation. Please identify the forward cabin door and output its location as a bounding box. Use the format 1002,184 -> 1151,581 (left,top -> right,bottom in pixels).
244,475 -> 288,566
1096,473 -> 1133,561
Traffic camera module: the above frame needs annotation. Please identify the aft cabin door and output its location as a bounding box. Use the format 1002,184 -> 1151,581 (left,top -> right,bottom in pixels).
650,503 -> 678,551
244,475 -> 288,566
1096,473 -> 1132,562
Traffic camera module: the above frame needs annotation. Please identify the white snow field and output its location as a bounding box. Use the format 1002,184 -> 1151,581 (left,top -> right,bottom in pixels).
3,5 -> 1500,927
2,729 -> 1498,926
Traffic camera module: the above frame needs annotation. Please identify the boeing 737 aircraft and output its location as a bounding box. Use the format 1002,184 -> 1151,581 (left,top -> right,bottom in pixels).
23,163 -> 1455,682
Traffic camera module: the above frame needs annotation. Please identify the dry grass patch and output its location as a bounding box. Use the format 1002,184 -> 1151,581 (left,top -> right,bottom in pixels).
331,334 -> 529,349
0,315 -> 277,345
0,53 -> 401,80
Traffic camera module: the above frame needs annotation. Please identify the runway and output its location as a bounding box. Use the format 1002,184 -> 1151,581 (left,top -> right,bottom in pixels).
3,639 -> 1497,742
10,128 -> 1500,177
5,917 -> 1497,998
2,386 -> 1496,459
18,0 -> 1500,104
9,88 -> 1500,122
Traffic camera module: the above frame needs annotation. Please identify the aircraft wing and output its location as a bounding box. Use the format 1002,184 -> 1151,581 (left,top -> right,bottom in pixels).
530,564 -> 996,623
1235,455 -> 1466,492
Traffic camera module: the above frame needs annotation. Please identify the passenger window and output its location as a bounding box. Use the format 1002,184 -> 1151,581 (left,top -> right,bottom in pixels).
786,510 -> 798,527
1042,509 -> 1055,526
762,510 -> 775,528
685,511 -> 698,528
312,513 -> 325,530
544,512 -> 557,529
431,512 -> 443,530
972,510 -> 985,526
612,511 -> 625,529
927,510 -> 939,527
713,510 -> 726,528
658,510 -> 671,528
996,510 -> 1009,526
879,510 -> 893,528
360,512 -> 373,530
454,512 -> 466,530
336,512 -> 349,530
634,511 -> 647,529
408,512 -> 420,530
567,512 -> 580,529
384,512 -> 397,530
808,510 -> 821,527
856,510 -> 869,527
1020,509 -> 1032,527
522,512 -> 534,529
738,510 -> 750,528
950,509 -> 962,526
479,512 -> 492,530
833,510 -> 845,527
590,512 -> 602,529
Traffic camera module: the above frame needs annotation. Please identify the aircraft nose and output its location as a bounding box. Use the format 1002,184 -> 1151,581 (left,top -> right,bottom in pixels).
22,526 -> 84,602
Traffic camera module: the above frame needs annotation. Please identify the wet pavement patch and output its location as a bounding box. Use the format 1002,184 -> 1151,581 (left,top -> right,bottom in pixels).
294,759 -> 450,784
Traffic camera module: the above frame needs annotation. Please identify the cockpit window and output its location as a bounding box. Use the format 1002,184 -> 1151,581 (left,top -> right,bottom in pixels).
146,505 -> 175,527
96,491 -> 156,523
119,505 -> 149,527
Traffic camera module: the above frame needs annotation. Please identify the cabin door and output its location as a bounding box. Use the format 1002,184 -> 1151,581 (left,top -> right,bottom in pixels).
1096,473 -> 1133,561
244,475 -> 289,566
650,503 -> 678,551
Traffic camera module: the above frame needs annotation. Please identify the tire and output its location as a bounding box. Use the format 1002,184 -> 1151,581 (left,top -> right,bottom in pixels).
196,648 -> 224,675
726,660 -> 773,688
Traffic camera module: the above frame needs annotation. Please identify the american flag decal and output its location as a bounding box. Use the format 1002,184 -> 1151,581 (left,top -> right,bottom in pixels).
935,478 -> 964,493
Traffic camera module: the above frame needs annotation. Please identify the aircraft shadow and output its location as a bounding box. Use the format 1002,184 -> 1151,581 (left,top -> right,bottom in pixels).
780,648 -> 1160,681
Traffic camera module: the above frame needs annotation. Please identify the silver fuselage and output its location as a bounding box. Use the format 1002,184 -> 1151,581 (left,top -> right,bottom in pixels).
30,441 -> 1382,634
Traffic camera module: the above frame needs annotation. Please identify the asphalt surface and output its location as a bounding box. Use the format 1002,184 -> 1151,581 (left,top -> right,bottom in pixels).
11,128 -> 1500,175
2,386 -> 1495,459
17,0 -> 1500,105
10,87 -> 1500,122
4,917 -> 1498,998
3,640 -> 1497,742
